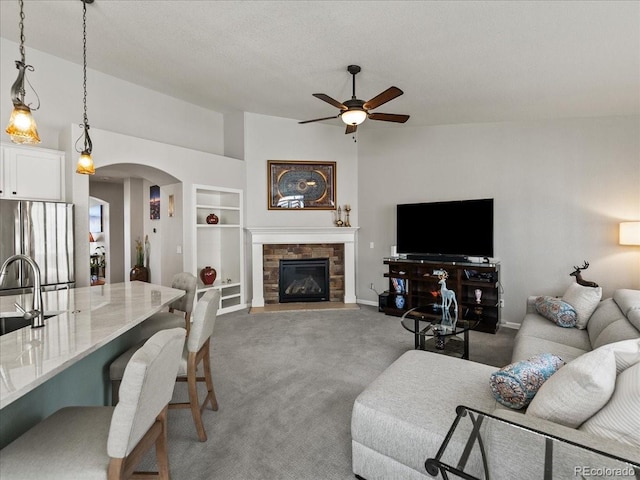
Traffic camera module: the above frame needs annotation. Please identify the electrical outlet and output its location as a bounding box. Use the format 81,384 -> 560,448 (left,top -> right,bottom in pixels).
499,299 -> 504,308
370,282 -> 375,290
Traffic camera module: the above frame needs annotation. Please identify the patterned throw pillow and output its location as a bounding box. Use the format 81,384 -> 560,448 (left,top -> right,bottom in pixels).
534,296 -> 577,327
489,353 -> 565,409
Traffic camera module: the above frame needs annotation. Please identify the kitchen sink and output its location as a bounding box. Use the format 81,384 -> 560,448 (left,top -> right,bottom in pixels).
0,312 -> 62,336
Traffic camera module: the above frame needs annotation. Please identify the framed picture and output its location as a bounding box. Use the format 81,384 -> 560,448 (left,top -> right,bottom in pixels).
150,185 -> 160,220
268,160 -> 336,210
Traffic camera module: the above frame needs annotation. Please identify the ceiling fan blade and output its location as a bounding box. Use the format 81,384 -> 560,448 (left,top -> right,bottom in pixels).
345,124 -> 357,135
313,93 -> 348,110
368,112 -> 410,123
299,115 -> 340,124
363,86 -> 403,111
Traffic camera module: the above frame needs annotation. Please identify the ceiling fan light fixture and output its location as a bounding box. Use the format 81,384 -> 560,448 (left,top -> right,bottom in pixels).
341,109 -> 367,126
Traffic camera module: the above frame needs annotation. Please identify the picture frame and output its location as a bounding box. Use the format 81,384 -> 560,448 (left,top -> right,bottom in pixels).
267,160 -> 336,210
150,185 -> 160,220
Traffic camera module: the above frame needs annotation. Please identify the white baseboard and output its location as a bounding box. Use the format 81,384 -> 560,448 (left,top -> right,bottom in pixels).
357,299 -> 378,307
500,321 -> 521,330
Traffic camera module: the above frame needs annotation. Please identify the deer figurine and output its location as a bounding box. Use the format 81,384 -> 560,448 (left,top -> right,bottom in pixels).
570,261 -> 599,288
438,271 -> 458,312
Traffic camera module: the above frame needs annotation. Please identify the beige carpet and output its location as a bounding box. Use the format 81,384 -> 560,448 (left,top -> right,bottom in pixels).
140,304 -> 516,479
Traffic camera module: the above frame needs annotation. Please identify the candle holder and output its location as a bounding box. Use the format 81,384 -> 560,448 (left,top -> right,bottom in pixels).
335,206 -> 344,227
344,204 -> 351,227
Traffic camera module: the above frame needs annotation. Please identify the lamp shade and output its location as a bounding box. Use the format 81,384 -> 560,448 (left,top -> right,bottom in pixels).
619,222 -> 640,246
76,151 -> 95,175
6,103 -> 40,144
341,109 -> 367,126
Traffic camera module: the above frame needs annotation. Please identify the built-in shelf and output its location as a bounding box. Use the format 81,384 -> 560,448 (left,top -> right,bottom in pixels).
192,185 -> 245,314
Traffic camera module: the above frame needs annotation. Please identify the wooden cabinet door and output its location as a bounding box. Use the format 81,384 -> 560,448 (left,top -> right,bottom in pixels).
2,145 -> 64,201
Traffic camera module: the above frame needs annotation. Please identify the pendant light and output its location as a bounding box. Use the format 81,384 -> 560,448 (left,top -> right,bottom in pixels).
5,0 -> 41,144
75,0 -> 95,175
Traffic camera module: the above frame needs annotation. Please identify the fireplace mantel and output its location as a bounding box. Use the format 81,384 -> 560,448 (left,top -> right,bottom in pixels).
247,227 -> 358,307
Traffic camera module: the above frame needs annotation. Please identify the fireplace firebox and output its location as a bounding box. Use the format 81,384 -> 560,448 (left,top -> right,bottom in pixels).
279,258 -> 330,303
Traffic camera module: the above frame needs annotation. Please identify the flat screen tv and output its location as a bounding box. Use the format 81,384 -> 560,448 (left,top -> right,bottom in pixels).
396,198 -> 494,259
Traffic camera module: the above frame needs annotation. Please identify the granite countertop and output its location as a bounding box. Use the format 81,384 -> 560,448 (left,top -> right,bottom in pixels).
0,281 -> 185,409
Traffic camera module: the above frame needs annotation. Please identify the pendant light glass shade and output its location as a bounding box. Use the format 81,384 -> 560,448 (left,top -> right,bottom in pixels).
341,109 -> 367,126
6,102 -> 40,144
76,150 -> 95,175
5,1 -> 40,144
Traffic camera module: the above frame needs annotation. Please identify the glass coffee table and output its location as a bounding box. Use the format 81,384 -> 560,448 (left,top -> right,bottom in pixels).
401,305 -> 478,359
425,405 -> 640,480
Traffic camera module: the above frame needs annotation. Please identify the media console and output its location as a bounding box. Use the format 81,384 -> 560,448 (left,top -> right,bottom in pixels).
383,257 -> 501,333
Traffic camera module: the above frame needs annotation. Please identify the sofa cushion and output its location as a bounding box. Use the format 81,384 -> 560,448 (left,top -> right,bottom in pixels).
591,319 -> 640,350
517,313 -> 591,351
493,409 -> 640,468
489,354 -> 564,409
525,346 -> 616,428
534,296 -> 577,327
511,334 -> 589,364
579,361 -> 640,449
562,283 -> 602,329
587,298 -> 627,346
613,289 -> 640,331
351,350 -> 498,476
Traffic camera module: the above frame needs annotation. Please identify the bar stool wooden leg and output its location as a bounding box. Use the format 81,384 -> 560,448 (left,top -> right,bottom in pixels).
188,351 -> 207,442
202,342 -> 218,411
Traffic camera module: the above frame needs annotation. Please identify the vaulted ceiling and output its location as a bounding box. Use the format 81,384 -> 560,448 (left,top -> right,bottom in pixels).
1,1 -> 638,130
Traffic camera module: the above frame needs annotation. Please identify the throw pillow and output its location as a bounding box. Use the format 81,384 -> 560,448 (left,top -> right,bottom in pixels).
534,296 -> 577,327
579,361 -> 640,449
562,283 -> 602,329
598,338 -> 640,373
489,353 -> 565,409
526,345 -> 617,428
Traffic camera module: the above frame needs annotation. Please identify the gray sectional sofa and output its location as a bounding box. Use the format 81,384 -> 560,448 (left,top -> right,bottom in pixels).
351,289 -> 640,480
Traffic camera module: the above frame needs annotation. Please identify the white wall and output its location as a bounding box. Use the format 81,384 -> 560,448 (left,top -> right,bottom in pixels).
0,39 -> 224,155
244,113 -> 359,228
159,183 -> 184,286
65,125 -> 245,287
243,113 -> 359,300
357,116 -> 640,325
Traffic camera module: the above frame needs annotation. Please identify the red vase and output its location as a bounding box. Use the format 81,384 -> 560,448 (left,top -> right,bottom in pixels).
200,266 -> 217,285
206,213 -> 219,224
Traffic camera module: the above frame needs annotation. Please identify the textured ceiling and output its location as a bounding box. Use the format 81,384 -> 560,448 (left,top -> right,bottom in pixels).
1,0 -> 638,130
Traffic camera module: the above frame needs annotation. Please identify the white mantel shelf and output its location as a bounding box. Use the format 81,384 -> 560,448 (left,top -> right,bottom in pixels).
247,226 -> 359,307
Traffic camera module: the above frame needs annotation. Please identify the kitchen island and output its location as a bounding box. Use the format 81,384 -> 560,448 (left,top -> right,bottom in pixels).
0,281 -> 184,448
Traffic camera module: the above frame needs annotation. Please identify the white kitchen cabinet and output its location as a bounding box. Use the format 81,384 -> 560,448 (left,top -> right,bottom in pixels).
192,184 -> 245,314
1,143 -> 65,201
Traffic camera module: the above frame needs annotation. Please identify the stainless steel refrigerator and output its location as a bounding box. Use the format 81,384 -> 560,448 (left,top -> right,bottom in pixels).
0,200 -> 75,295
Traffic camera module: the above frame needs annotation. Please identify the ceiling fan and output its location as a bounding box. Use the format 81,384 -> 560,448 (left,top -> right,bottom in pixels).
299,65 -> 410,134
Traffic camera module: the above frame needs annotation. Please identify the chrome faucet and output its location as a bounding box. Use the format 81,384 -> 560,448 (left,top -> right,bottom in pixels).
0,254 -> 45,328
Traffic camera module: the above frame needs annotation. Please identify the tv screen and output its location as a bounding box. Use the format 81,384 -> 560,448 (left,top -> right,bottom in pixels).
396,198 -> 494,258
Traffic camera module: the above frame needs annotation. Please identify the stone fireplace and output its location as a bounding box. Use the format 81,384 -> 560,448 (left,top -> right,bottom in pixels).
248,227 -> 358,308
